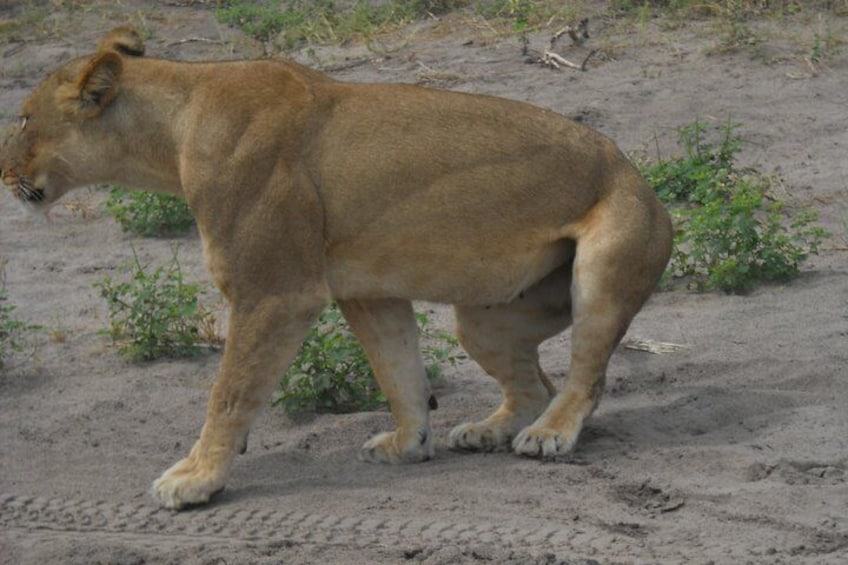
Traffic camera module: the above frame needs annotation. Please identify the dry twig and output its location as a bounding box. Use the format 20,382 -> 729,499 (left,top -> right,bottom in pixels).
622,338 -> 691,354
166,37 -> 225,47
524,18 -> 596,72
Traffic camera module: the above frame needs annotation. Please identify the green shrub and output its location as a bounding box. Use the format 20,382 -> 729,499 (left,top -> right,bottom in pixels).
642,119 -> 827,293
105,187 -> 194,237
276,306 -> 461,413
95,248 -> 216,362
0,261 -> 41,369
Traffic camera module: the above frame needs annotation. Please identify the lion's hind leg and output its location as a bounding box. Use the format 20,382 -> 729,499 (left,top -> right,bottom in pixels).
448,264 -> 572,452
513,191 -> 672,458
338,298 -> 434,464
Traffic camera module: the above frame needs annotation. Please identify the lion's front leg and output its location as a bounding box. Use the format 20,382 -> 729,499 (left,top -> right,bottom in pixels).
151,298 -> 322,509
337,298 -> 433,464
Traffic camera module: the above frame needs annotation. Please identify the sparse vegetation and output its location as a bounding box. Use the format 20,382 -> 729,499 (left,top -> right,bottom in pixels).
810,15 -> 845,63
95,247 -> 217,362
214,0 -> 590,47
641,119 -> 827,293
479,0 -> 575,33
105,188 -> 195,238
276,306 -> 461,413
610,1 -> 847,18
215,0 -> 463,48
0,260 -> 41,370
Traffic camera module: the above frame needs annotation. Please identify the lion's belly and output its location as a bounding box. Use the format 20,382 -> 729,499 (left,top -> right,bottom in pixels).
325,239 -> 574,306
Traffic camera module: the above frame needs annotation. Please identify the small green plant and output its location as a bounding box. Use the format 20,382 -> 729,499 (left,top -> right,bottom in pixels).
277,305 -> 381,413
642,119 -> 827,293
416,310 -> 462,382
105,187 -> 194,237
0,260 -> 41,369
276,305 -> 461,413
644,120 -> 741,204
95,247 -> 216,362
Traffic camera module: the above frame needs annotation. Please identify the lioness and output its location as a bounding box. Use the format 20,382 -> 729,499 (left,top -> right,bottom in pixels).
1,28 -> 672,509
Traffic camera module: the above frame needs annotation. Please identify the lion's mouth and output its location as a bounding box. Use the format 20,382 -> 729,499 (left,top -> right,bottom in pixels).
4,175 -> 45,203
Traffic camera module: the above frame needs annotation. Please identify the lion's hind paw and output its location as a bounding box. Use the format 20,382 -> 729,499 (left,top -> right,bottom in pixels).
512,425 -> 578,458
358,429 -> 433,464
447,421 -> 513,452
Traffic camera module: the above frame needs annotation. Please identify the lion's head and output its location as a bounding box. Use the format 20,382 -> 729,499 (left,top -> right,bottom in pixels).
0,27 -> 145,212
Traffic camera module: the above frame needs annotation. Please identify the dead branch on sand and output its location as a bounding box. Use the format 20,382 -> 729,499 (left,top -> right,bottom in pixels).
523,18 -> 597,71
166,37 -> 225,47
622,337 -> 692,354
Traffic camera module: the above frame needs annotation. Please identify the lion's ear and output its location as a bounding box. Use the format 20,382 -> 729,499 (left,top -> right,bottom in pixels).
98,26 -> 145,57
58,51 -> 123,119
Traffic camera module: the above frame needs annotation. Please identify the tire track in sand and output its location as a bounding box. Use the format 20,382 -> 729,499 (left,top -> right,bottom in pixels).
0,493 -> 582,553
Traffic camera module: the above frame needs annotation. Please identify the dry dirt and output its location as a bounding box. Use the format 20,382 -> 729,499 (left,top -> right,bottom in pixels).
1,2 -> 847,564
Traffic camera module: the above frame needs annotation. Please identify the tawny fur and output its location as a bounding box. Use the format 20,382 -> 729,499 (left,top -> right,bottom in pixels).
0,28 -> 672,509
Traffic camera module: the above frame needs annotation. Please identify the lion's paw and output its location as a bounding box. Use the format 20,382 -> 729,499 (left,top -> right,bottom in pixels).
448,421 -> 514,452
150,456 -> 228,510
358,429 -> 433,464
512,425 -> 578,458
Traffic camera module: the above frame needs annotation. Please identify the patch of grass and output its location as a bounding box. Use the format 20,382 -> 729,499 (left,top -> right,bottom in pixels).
474,0 -> 582,32
810,15 -> 845,63
276,305 -> 461,413
95,247 -> 217,362
105,188 -> 195,238
0,260 -> 41,370
0,3 -> 50,36
641,119 -> 827,293
215,0 -> 460,48
708,18 -> 763,55
611,1 -> 846,18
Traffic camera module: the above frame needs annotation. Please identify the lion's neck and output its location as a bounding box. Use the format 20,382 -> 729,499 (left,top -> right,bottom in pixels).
101,59 -> 195,195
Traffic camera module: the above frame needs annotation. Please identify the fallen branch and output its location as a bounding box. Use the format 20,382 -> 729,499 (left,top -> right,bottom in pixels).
167,37 -> 225,47
551,18 -> 589,49
523,18 -> 597,72
539,49 -> 597,71
621,337 -> 691,354
322,57 -> 371,73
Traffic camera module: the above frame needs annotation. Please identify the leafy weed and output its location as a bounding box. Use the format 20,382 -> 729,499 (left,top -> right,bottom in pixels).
95,247 -> 217,362
276,305 -> 461,413
642,119 -> 827,293
105,187 -> 194,238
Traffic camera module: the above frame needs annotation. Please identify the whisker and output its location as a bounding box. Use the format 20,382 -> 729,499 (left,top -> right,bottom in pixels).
15,177 -> 44,202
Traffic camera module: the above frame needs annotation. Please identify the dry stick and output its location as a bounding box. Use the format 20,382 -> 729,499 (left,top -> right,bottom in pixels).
528,19 -> 596,72
551,18 -> 589,49
323,58 -> 371,73
167,37 -> 225,47
622,338 -> 691,354
542,49 -> 598,71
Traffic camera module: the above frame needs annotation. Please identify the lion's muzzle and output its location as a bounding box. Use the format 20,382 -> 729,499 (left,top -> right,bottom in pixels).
1,168 -> 44,203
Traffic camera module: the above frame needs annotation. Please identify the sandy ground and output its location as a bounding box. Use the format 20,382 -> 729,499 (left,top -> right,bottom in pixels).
1,2 -> 847,563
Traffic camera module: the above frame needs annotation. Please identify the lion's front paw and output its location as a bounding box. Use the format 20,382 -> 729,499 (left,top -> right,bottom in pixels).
358,429 -> 433,464
150,455 -> 228,510
448,420 -> 515,452
512,425 -> 579,458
